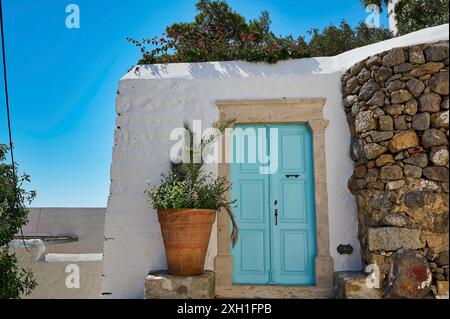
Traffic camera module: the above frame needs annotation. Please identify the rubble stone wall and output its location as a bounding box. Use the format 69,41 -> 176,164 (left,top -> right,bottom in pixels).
342,41 -> 449,298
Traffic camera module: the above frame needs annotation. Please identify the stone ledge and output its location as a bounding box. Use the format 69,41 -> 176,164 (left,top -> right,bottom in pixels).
434,281 -> 449,299
216,286 -> 333,299
144,270 -> 215,299
334,272 -> 381,299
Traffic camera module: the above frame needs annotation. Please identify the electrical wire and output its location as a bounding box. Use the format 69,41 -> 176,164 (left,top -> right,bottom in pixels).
0,0 -> 29,251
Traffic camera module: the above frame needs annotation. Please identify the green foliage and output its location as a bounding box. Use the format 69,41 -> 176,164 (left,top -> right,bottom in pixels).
128,0 -> 308,64
129,0 -> 392,64
0,249 -> 37,299
147,173 -> 233,211
0,144 -> 37,299
148,180 -> 194,210
360,0 -> 449,35
0,145 -> 36,246
395,0 -> 449,35
307,21 -> 393,57
146,120 -> 239,246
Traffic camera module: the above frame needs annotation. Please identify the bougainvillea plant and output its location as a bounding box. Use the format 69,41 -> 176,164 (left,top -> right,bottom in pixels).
128,0 -> 309,64
129,0 -> 394,65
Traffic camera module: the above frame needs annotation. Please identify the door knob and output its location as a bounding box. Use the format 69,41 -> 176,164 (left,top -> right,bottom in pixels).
274,208 -> 278,226
285,174 -> 300,178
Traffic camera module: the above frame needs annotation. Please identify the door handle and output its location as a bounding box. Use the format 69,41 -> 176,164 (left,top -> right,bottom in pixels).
285,174 -> 300,178
274,208 -> 278,226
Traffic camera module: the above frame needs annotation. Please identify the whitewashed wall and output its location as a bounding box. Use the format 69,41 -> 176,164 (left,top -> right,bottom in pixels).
11,240 -> 103,299
102,25 -> 449,299
12,208 -> 105,299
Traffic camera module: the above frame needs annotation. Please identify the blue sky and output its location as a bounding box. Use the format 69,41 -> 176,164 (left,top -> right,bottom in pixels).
0,0 -> 388,207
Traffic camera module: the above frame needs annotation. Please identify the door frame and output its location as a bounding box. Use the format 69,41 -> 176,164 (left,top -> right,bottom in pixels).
215,98 -> 334,298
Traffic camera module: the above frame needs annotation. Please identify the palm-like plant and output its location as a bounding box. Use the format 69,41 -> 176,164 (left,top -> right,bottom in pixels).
170,119 -> 234,186
165,119 -> 239,247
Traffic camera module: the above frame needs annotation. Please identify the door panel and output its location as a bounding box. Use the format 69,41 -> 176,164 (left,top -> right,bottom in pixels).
231,124 -> 316,285
231,125 -> 270,284
280,133 -> 305,171
281,230 -> 308,273
270,125 -> 316,285
240,231 -> 266,272
240,181 -> 265,222
281,181 -> 307,222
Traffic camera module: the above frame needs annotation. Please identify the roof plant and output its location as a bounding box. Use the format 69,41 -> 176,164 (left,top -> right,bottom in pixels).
394,0 -> 449,35
359,0 -> 449,35
306,20 -> 392,57
0,144 -> 37,299
129,0 -> 394,65
129,0 -> 309,64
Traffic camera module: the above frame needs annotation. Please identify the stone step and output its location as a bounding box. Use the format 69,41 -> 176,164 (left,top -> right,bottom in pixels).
334,272 -> 382,299
144,270 -> 215,299
434,280 -> 449,299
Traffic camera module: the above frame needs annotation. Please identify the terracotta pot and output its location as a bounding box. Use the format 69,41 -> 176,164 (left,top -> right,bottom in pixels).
157,208 -> 216,276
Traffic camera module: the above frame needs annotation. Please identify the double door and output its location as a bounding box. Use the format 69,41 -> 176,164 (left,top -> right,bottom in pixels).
230,124 -> 316,285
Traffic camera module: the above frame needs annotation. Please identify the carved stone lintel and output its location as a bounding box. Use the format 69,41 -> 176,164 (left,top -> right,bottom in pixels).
309,119 -> 329,131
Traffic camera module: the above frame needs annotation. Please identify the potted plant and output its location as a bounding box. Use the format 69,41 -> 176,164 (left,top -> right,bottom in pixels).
146,121 -> 238,276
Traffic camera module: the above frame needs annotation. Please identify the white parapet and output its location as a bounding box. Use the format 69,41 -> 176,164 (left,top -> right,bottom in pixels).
45,253 -> 103,262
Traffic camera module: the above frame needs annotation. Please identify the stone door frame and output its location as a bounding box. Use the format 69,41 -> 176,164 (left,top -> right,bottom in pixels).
215,98 -> 334,298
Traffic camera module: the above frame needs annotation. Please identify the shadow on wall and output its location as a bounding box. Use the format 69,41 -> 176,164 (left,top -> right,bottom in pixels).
127,24 -> 449,82
135,58 -> 323,80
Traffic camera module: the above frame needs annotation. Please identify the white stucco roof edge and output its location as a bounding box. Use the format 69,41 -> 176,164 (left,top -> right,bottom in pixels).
121,23 -> 449,81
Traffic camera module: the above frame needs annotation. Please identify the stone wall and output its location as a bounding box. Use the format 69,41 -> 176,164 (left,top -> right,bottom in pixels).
342,42 -> 449,298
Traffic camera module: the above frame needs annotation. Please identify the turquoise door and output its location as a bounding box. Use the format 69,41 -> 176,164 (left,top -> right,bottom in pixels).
231,124 -> 316,285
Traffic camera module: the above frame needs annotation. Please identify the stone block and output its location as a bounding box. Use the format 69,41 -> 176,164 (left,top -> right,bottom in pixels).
425,232 -> 449,254
436,281 -> 449,299
389,130 -> 420,153
334,272 -> 381,299
422,129 -> 448,148
387,249 -> 432,299
144,270 -> 215,299
425,44 -> 449,62
429,72 -> 449,95
382,48 -> 405,67
368,227 -> 424,251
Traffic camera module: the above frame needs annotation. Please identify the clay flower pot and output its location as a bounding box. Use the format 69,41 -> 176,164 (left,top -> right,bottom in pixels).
157,208 -> 216,276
